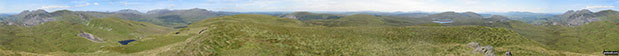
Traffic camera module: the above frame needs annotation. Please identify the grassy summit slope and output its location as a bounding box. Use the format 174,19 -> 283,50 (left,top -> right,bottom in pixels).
545,12 -> 619,53
0,11 -> 181,55
305,14 -> 385,27
284,12 -> 342,21
165,14 -> 574,56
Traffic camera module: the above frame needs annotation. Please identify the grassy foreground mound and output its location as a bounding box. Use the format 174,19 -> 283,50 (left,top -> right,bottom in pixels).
165,14 -> 585,56
0,12 -> 185,55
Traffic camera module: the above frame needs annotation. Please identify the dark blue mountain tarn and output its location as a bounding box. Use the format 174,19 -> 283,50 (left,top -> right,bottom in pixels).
118,40 -> 136,45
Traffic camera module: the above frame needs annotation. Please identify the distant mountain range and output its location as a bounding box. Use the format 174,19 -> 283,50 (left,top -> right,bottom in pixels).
1,8 -> 237,28
1,8 -> 619,55
553,9 -> 618,26
5,8 -> 619,28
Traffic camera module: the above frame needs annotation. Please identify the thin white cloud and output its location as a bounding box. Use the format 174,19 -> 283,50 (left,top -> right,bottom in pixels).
121,2 -> 129,6
460,0 -> 480,4
584,5 -> 615,9
166,4 -> 176,9
119,2 -> 142,6
37,5 -> 71,10
74,3 -> 91,7
93,2 -> 99,6
37,2 -> 99,10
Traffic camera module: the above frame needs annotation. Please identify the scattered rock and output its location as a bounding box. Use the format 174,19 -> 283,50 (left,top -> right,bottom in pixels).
469,42 -> 495,56
482,45 -> 495,56
467,42 -> 480,48
199,29 -> 206,34
505,50 -> 512,56
77,32 -> 104,43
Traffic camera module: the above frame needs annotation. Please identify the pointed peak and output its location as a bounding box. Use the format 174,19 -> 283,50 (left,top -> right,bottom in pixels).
563,9 -> 593,15
189,8 -> 203,10
187,8 -> 208,11
116,9 -> 142,14
118,9 -> 139,11
577,9 -> 592,13
18,9 -> 49,15
146,9 -> 172,14
442,11 -> 457,13
464,11 -> 477,14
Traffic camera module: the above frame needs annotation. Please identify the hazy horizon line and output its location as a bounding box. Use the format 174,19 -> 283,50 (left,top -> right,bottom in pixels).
5,8 -> 611,14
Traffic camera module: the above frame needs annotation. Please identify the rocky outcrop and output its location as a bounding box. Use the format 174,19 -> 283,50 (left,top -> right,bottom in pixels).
504,50 -> 512,56
77,32 -> 104,43
468,42 -> 495,56
557,9 -> 600,26
15,10 -> 55,26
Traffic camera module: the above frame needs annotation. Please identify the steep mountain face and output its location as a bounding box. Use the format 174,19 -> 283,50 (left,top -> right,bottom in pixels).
13,10 -> 55,26
555,9 -> 599,26
4,10 -> 97,26
0,10 -> 175,54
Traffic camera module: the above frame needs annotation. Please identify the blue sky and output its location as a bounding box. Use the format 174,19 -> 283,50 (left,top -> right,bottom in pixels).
0,0 -> 617,13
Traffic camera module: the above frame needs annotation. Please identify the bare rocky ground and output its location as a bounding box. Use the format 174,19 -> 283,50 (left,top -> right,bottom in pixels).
77,32 -> 104,43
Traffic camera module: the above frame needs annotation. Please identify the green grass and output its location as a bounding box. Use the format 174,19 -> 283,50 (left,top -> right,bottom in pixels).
543,13 -> 619,53
305,14 -> 385,27
286,12 -> 342,21
164,14 -> 561,55
3,12 -> 618,56
0,15 -> 174,53
106,35 -> 190,53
